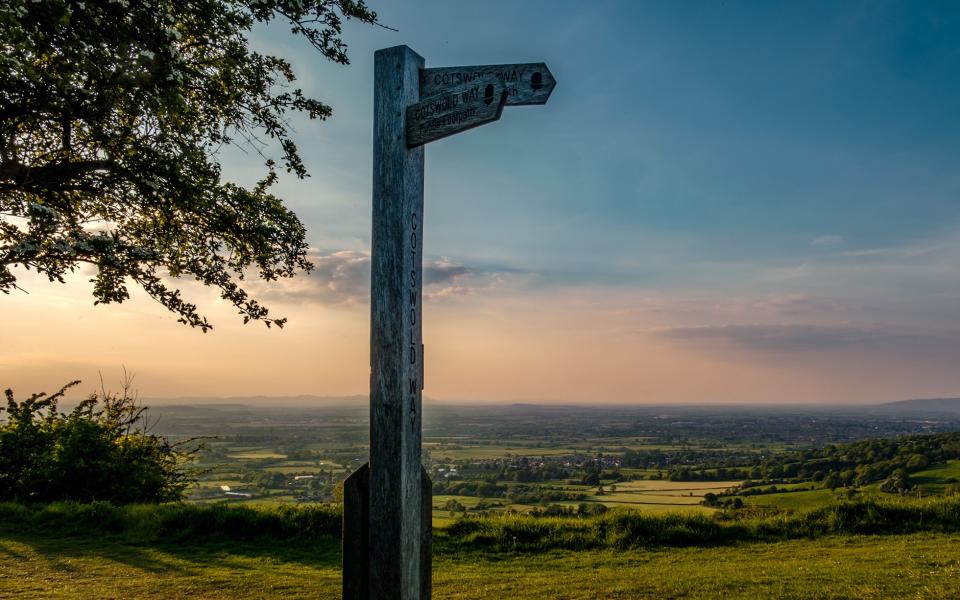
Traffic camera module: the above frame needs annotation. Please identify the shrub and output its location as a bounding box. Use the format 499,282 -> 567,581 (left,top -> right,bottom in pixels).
0,501 -> 341,542
4,496 -> 960,552
444,496 -> 960,552
0,378 -> 197,503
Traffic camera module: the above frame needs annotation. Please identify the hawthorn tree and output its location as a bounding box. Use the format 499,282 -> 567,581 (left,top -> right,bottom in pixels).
0,0 -> 377,330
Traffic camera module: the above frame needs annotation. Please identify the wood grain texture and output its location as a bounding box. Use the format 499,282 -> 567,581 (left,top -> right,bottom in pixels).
420,467 -> 432,600
342,463 -> 370,600
406,75 -> 507,148
342,464 -> 432,600
370,44 -> 425,600
420,62 -> 556,106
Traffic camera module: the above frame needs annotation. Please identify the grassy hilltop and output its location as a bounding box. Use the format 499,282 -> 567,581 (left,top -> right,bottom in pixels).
2,498 -> 960,599
4,406 -> 960,597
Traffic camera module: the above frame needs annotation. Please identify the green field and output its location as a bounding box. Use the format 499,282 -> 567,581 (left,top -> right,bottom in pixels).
261,466 -> 335,474
741,487 -> 840,509
431,479 -> 739,525
598,480 -> 738,501
424,439 -> 697,461
225,451 -> 288,460
2,530 -> 959,599
912,460 -> 960,494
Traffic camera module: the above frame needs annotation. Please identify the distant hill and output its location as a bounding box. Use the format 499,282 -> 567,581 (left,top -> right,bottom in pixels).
137,394 -> 466,408
877,397 -> 960,415
139,394 -> 368,408
69,394 -> 960,414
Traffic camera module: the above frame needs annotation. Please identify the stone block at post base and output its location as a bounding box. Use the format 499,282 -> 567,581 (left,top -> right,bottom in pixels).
343,464 -> 433,600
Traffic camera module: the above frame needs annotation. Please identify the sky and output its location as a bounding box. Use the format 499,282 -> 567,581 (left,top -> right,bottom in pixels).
3,1 -> 960,404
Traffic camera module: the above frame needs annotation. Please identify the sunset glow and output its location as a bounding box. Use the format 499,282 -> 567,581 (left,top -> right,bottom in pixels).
4,2 -> 959,405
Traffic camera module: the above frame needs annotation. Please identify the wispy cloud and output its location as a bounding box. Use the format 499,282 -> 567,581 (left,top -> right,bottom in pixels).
811,235 -> 844,247
424,259 -> 472,286
836,248 -> 893,258
836,237 -> 960,261
258,250 -> 369,304
256,250 -> 518,305
615,293 -> 851,320
654,322 -> 960,354
744,294 -> 850,316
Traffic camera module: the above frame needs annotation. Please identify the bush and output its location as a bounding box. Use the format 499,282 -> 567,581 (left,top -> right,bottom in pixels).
445,496 -> 960,552
0,379 -> 197,503
4,496 -> 960,552
0,501 -> 342,542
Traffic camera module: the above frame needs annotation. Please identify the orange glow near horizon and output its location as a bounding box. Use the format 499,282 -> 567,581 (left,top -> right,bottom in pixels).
3,269 -> 959,406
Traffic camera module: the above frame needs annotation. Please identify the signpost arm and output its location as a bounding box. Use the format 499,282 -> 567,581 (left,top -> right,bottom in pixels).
369,44 -> 425,600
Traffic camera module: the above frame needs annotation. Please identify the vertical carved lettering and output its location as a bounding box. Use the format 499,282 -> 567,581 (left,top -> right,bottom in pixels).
408,211 -> 419,423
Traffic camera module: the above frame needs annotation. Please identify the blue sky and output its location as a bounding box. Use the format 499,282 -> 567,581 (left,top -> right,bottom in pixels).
253,0 -> 960,277
236,1 -> 960,400
4,1 -> 959,403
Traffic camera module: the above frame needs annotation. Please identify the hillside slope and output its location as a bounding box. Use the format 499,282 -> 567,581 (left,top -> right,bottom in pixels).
3,500 -> 960,598
1,529 -> 958,599
877,397 -> 960,415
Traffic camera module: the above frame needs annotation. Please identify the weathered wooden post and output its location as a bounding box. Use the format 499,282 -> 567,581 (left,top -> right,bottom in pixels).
343,45 -> 427,600
343,45 -> 556,600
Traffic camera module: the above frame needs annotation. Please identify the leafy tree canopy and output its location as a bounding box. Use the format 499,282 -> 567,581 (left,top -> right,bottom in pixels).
0,0 -> 377,330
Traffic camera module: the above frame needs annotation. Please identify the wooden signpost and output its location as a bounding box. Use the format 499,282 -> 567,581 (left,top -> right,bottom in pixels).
343,46 -> 555,600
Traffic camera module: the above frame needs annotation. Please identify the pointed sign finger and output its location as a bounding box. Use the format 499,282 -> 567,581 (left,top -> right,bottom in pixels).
406,75 -> 508,148
420,63 -> 556,106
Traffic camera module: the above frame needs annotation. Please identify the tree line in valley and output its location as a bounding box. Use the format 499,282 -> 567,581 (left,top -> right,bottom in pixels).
657,432 -> 960,492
